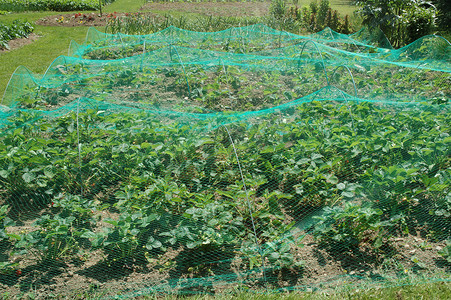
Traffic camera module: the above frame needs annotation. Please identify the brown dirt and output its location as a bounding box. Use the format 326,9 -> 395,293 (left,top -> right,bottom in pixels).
0,33 -> 41,53
1,227 -> 449,298
35,12 -> 133,27
141,2 -> 270,18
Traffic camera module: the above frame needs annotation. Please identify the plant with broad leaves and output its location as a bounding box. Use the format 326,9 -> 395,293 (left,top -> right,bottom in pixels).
160,201 -> 245,251
11,215 -> 86,263
313,202 -> 402,251
82,211 -> 163,265
438,240 -> 451,264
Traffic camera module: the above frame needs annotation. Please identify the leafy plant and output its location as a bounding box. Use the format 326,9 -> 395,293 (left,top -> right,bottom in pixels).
270,0 -> 286,20
313,202 -> 399,251
438,240 -> 451,264
160,201 -> 245,251
84,211 -> 163,265
0,20 -> 33,50
12,215 -> 86,263
354,0 -> 437,47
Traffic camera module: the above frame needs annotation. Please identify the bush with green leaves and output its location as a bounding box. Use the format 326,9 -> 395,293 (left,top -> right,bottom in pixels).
354,0 -> 437,47
312,202 -> 403,251
433,0 -> 451,32
0,0 -> 115,12
270,0 -> 286,20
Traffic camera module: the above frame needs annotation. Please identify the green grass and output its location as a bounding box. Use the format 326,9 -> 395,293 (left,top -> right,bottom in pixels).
103,0 -> 147,13
8,281 -> 447,299
293,0 -> 357,17
0,25 -> 89,98
140,281 -> 450,299
0,11 -> 63,23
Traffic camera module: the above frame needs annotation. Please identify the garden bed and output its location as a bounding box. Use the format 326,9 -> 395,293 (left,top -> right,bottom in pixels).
0,8 -> 450,297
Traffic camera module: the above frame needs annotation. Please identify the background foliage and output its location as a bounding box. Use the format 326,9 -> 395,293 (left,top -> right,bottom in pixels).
0,0 -> 115,12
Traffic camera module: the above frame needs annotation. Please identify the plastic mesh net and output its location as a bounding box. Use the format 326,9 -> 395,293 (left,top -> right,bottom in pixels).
0,25 -> 450,297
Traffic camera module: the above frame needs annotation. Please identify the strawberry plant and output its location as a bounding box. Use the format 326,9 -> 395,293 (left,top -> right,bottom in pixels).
160,201 -> 245,251
9,194 -> 98,263
438,240 -> 451,264
84,211 -> 163,265
11,215 -> 87,263
0,205 -> 16,275
0,205 -> 13,243
312,202 -> 401,251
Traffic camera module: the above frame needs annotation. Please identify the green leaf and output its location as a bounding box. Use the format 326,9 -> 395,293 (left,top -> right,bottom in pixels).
311,153 -> 323,161
146,237 -> 162,250
296,158 -> 310,165
325,174 -> 338,185
0,170 -> 9,178
36,178 -> 48,188
81,231 -> 97,239
43,167 -> 55,179
141,142 -> 151,149
22,172 -> 35,183
186,241 -> 198,249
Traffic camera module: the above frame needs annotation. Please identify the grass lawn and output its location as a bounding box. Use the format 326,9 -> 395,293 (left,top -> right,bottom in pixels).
292,0 -> 357,17
51,281 -> 451,299
0,25 -> 90,100
104,0 -> 148,13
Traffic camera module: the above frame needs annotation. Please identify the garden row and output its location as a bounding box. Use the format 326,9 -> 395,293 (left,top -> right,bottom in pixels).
0,19 -> 33,50
0,0 -> 115,12
102,0 -> 354,36
5,38 -> 449,113
0,95 -> 450,293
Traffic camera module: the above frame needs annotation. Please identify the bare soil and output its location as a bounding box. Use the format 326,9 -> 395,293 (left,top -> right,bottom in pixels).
1,227 -> 449,298
0,33 -> 41,53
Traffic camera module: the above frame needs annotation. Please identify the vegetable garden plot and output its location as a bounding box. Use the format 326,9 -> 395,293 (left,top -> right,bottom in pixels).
2,42 -> 450,111
3,25 -> 450,111
69,25 -> 394,59
0,26 -> 450,298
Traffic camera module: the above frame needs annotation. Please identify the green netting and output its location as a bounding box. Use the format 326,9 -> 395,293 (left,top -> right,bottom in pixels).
0,25 -> 450,298
68,25 -> 393,58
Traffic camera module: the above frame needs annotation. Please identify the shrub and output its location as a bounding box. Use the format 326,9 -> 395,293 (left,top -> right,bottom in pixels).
354,0 -> 437,47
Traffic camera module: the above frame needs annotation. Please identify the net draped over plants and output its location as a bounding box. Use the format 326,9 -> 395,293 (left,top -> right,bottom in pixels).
0,24 -> 450,297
